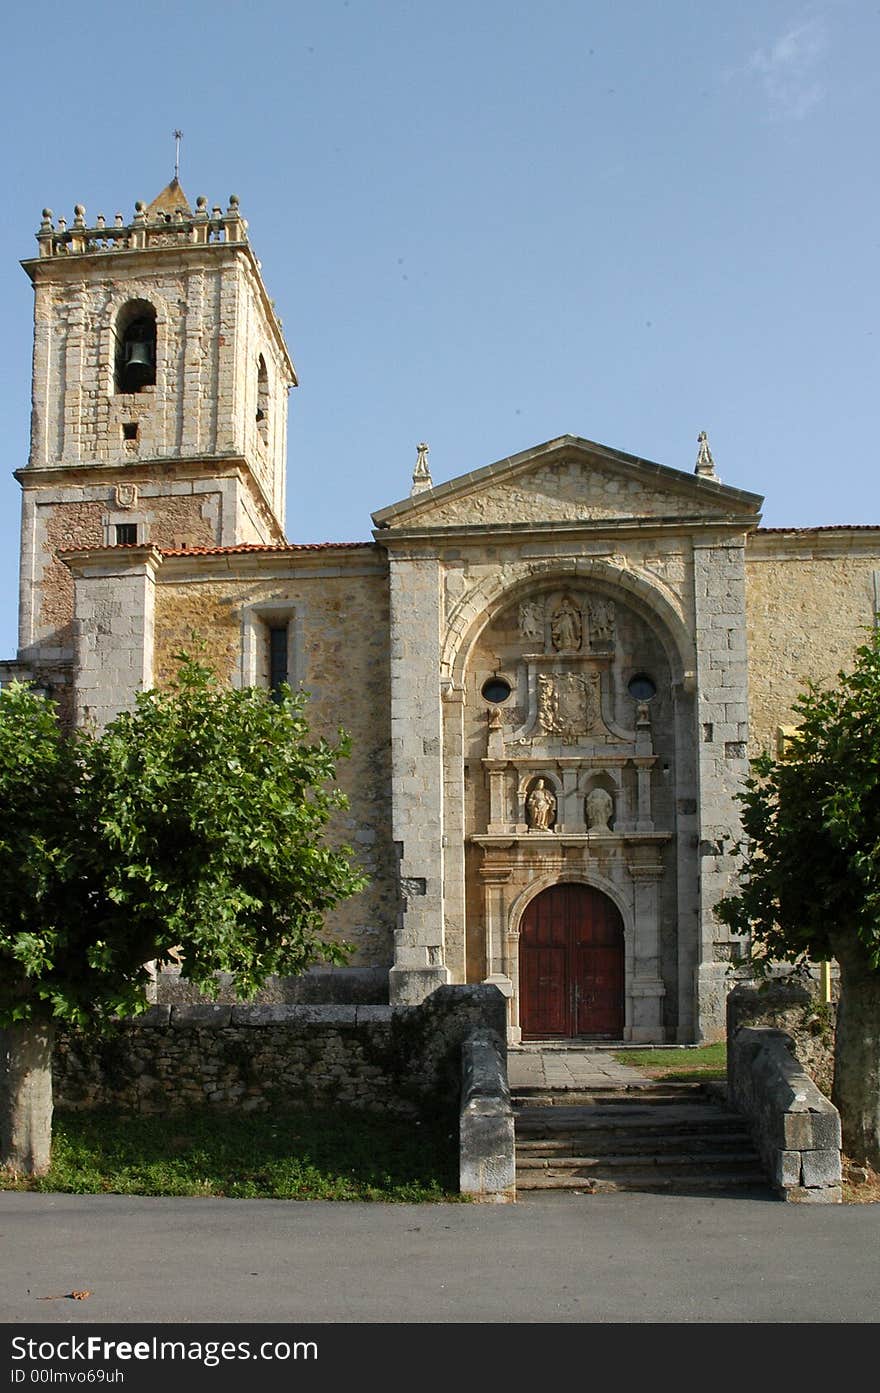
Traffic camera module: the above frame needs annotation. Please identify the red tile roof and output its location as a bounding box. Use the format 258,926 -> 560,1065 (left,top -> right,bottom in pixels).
756,525 -> 880,534
160,541 -> 374,557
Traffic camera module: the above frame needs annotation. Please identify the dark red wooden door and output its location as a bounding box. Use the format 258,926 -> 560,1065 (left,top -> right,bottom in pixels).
520,884 -> 624,1039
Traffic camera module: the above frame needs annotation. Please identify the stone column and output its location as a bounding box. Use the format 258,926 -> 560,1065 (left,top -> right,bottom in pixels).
60,545 -> 162,729
387,554 -> 451,1004
629,860 -> 666,1042
692,535 -> 751,1039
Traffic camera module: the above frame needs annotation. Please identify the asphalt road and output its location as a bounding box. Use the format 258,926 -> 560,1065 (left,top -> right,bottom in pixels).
1,1189 -> 878,1324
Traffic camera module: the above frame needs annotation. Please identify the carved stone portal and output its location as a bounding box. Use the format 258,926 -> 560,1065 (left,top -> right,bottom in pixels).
537,671 -> 602,739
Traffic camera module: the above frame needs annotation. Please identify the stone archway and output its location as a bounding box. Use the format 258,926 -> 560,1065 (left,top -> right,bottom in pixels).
519,883 -> 625,1039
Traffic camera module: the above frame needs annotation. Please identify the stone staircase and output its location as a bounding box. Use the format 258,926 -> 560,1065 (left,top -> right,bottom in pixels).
513,1080 -> 771,1195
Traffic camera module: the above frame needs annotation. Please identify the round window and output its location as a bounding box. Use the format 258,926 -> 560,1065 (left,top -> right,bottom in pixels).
628,673 -> 657,701
482,677 -> 512,704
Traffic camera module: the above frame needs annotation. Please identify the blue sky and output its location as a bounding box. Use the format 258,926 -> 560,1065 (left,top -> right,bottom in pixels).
1,1 -> 878,659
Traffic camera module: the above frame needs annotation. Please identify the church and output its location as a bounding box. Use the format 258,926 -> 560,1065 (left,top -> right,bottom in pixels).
3,182 -> 878,1045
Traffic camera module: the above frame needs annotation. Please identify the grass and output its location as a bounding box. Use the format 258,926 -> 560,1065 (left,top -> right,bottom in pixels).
612,1042 -> 727,1081
0,1106 -> 462,1201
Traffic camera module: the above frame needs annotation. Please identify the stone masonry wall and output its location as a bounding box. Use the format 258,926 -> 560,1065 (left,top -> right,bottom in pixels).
52,986 -> 507,1119
153,557 -> 396,970
745,534 -> 880,756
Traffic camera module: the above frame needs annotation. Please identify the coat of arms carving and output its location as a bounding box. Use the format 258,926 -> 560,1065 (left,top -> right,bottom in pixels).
537,671 -> 603,739
114,483 -> 138,509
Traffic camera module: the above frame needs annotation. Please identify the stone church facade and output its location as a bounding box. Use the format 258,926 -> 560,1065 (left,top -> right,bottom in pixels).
3,183 -> 879,1044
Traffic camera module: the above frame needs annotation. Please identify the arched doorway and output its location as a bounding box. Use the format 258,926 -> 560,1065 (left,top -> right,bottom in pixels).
519,884 -> 624,1039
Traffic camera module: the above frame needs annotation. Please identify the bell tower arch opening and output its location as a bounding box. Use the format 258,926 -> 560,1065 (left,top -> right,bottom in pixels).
114,299 -> 157,394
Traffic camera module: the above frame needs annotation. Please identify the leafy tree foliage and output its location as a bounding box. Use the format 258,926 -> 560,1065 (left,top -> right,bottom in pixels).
718,630 -> 880,1166
1,658 -> 366,1174
0,683 -> 87,1026
717,632 -> 880,971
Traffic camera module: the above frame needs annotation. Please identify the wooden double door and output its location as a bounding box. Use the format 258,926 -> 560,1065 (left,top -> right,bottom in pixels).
519,884 -> 624,1039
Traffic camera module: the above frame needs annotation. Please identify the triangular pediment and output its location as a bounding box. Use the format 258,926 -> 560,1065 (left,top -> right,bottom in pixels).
372,435 -> 762,533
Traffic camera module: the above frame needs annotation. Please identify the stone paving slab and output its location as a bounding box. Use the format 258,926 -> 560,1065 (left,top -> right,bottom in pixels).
508,1046 -> 650,1090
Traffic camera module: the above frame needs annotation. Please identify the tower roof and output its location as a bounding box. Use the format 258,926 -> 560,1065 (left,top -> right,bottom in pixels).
145,178 -> 192,217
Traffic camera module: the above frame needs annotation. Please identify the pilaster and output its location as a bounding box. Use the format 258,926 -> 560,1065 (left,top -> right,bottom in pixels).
387,554 -> 451,1004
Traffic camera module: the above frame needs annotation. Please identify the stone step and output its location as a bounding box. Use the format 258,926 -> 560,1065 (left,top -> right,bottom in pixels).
514,1111 -> 755,1134
511,1080 -> 769,1195
511,1084 -> 707,1107
517,1131 -> 754,1157
516,1169 -> 770,1194
517,1148 -> 762,1175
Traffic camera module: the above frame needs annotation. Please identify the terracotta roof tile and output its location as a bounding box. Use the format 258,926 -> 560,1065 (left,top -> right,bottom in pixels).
160,541 -> 374,557
756,525 -> 880,534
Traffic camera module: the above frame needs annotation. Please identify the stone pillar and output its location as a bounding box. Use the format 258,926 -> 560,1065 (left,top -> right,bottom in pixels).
692,536 -> 751,1039
629,861 -> 666,1042
559,765 -> 580,832
387,554 -> 451,1004
60,545 -> 162,728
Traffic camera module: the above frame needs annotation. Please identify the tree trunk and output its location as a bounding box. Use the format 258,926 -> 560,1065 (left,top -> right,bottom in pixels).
0,1020 -> 55,1177
829,933 -> 880,1170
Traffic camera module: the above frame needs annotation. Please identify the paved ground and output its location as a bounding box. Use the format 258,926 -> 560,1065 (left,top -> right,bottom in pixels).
3,1048 -> 873,1332
508,1043 -> 650,1089
1,1189 -> 878,1325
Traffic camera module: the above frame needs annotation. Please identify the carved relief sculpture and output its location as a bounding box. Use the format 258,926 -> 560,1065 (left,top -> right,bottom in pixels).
527,778 -> 556,830
519,599 -> 545,644
550,595 -> 582,651
537,671 -> 602,739
114,483 -> 138,509
586,786 -> 614,831
588,599 -> 615,644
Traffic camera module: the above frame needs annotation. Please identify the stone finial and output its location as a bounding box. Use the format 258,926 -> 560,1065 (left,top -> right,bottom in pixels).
411,441 -> 433,495
40,209 -> 54,231
695,430 -> 718,480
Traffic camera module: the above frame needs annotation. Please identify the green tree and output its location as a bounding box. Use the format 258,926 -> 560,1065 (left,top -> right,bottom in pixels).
1,658 -> 366,1177
717,631 -> 880,1168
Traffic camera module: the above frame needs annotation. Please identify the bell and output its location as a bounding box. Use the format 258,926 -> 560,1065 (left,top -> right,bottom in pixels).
122,339 -> 154,391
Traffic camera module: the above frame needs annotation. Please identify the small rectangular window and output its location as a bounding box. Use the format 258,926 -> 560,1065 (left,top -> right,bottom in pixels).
115,523 -> 138,545
122,422 -> 139,441
269,625 -> 288,697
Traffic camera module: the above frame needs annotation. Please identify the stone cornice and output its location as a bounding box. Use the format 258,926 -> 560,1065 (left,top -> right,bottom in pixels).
59,544 -> 164,580
746,527 -> 880,561
375,514 -> 759,552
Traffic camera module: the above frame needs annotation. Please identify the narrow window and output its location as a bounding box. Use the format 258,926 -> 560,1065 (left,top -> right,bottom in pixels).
122,421 -> 139,442
115,523 -> 138,545
115,300 -> 157,394
269,625 -> 288,697
256,354 -> 269,444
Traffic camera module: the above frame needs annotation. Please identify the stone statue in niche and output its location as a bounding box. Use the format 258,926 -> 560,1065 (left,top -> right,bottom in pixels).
588,599 -> 615,645
586,786 -> 614,831
550,596 -> 582,652
518,599 -> 544,644
527,778 -> 556,830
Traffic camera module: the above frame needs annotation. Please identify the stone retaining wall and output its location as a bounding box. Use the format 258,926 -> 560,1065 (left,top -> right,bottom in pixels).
459,1031 -> 515,1202
727,1024 -> 841,1202
727,980 -> 836,1099
53,985 -> 507,1123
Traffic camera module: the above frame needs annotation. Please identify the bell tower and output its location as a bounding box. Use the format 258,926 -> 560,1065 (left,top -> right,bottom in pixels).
14,181 -> 296,694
